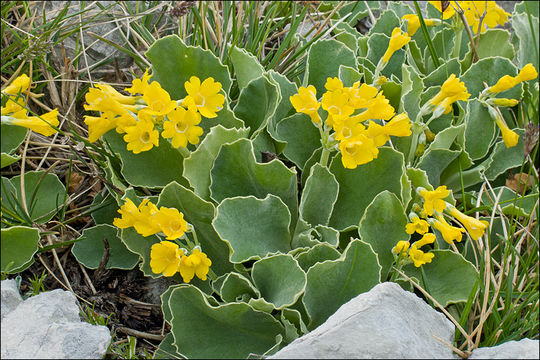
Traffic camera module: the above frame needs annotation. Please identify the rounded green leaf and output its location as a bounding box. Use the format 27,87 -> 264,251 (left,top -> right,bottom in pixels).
299,163 -> 339,227
368,9 -> 400,36
367,33 -> 406,81
2,171 -> 66,224
220,272 -> 260,303
417,148 -> 461,188
423,58 -> 462,88
303,239 -> 381,329
404,249 -> 479,306
120,228 -> 161,278
276,114 -> 321,170
1,226 -> 39,274
513,13 -> 539,69
252,254 -> 306,309
328,147 -> 405,231
267,70 -> 298,133
146,35 -> 232,99
1,153 -> 20,168
168,284 -> 284,358
295,243 -> 340,272
1,124 -> 27,155
229,46 -> 264,90
90,191 -> 120,225
358,191 -> 409,279
483,129 -> 526,180
72,224 -> 139,270
464,99 -> 497,160
461,57 -> 521,99
461,29 -> 515,70
183,125 -> 249,200
212,195 -> 291,263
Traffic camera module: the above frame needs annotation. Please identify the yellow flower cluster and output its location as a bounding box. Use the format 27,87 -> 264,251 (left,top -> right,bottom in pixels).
150,241 -> 212,282
394,185 -> 489,267
401,14 -> 438,36
84,71 -> 225,153
290,77 -> 412,169
429,1 -> 510,34
422,74 -> 471,116
1,74 -> 60,136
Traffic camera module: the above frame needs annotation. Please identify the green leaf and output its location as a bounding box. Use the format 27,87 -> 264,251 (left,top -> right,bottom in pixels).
1,153 -> 20,168
399,64 -> 424,122
183,125 -> 249,200
333,22 -> 359,53
90,191 -> 119,226
358,191 -> 409,279
483,129 -> 526,180
146,35 -> 232,100
407,39 -> 426,75
461,57 -> 521,99
275,114 -> 321,169
229,46 -> 265,89
512,13 -> 539,69
417,148 -> 461,188
103,131 -> 188,189
71,224 -> 139,270
306,39 -> 357,96
303,239 -> 381,329
0,124 -> 27,155
233,75 -> 280,137
480,186 -> 537,217
267,70 -> 298,134
1,226 -> 39,274
380,80 -> 402,111
210,139 -> 298,225
294,243 -> 341,272
515,2 -> 539,18
368,9 -> 400,36
219,272 -> 260,302
404,250 -> 479,306
299,163 -> 339,227
423,58 -> 461,88
120,228 -> 161,278
153,333 -> 183,360
367,33 -> 406,81
168,285 -> 284,358
252,254 -> 306,309
157,181 -> 234,275
2,171 -> 66,224
328,147 -> 405,231
339,65 -> 362,86
198,103 -> 245,137
461,29 -> 515,70
463,99 -> 497,161
212,195 -> 291,263
429,124 -> 465,151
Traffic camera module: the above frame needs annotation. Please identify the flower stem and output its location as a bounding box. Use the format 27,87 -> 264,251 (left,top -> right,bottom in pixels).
320,147 -> 330,167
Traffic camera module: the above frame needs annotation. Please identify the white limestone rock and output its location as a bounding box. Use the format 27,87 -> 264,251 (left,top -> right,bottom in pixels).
271,282 -> 458,359
469,339 -> 539,359
1,288 -> 111,359
1,279 -> 23,320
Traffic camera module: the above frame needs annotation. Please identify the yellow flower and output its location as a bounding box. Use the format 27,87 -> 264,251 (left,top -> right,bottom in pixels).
383,113 -> 412,137
162,106 -> 203,148
415,233 -> 436,248
9,109 -> 59,136
428,74 -> 470,114
376,76 -> 388,85
150,241 -> 185,277
339,134 -> 379,169
123,119 -> 160,154
290,85 -> 321,123
405,215 -> 430,235
428,1 -> 456,20
382,27 -> 411,63
354,93 -> 396,122
1,96 -> 27,116
515,63 -> 538,83
2,74 -> 30,95
393,240 -> 410,255
325,77 -> 344,92
84,112 -> 117,142
96,84 -> 137,106
125,68 -> 152,95
448,206 -> 489,240
114,113 -> 138,134
401,14 -> 436,36
184,76 -> 225,118
488,75 -> 517,94
142,81 -> 177,117
113,198 -> 140,229
431,214 -> 465,244
463,1 -> 510,34
366,121 -> 389,147
178,248 -> 212,283
494,115 -> 519,148
153,207 -> 189,240
490,98 -> 519,107
84,87 -> 132,116
321,88 -> 355,119
408,244 -> 434,267
333,117 -> 366,141
418,185 -> 450,216
347,82 -> 378,109
132,199 -> 161,237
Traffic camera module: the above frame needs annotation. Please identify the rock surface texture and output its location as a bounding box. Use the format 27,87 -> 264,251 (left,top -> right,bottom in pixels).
1,279 -> 23,321
270,282 -> 458,359
1,283 -> 111,359
469,338 -> 540,359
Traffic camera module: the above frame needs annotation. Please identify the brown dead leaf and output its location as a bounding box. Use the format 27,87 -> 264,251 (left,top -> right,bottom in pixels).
506,173 -> 534,194
68,171 -> 85,193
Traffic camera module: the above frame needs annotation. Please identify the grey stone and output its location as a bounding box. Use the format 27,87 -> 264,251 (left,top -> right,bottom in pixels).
1,288 -> 111,359
270,282 -> 458,359
469,339 -> 539,359
1,279 -> 23,320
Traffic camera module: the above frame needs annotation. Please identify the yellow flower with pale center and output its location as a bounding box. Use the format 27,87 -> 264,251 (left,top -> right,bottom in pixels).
114,113 -> 138,134
428,1 -> 457,20
339,134 -> 379,169
184,76 -> 225,118
405,215 -> 430,235
382,27 -> 411,63
8,109 -> 59,136
401,14 -> 436,36
463,1 -> 510,34
418,185 -> 450,216
290,85 -> 321,123
125,68 -> 152,95
84,112 -> 118,142
515,63 -> 538,83
113,198 -> 140,229
123,119 -> 160,154
354,93 -> 396,122
393,240 -> 410,255
408,244 -> 434,267
150,241 -> 185,277
448,206 -> 489,240
321,88 -> 355,119
132,199 -> 161,237
428,74 -> 470,114
162,106 -> 203,148
333,117 -> 366,142
178,248 -> 212,283
2,74 -> 30,95
431,214 -> 465,244
96,84 -> 137,106
494,115 -> 519,148
154,207 -> 189,240
142,81 -> 177,117
366,121 -> 389,147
